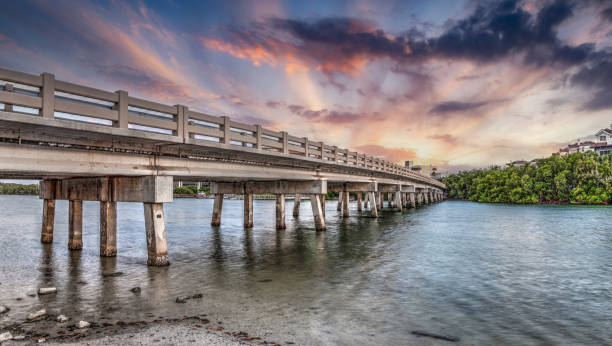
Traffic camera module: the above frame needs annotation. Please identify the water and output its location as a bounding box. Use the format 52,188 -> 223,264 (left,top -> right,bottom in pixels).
0,196 -> 611,345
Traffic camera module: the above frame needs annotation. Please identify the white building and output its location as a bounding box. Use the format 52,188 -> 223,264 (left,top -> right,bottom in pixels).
559,124 -> 612,156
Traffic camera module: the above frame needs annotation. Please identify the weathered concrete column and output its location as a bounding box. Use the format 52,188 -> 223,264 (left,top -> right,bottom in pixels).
363,192 -> 369,208
368,191 -> 378,217
319,194 -> 326,218
244,193 -> 254,228
144,203 -> 169,266
276,194 -> 286,229
211,194 -> 223,226
337,191 -> 343,211
410,192 -> 416,208
424,192 -> 430,204
357,192 -> 363,211
394,191 -> 403,212
41,199 -> 55,243
293,193 -> 301,217
68,200 -> 83,250
342,190 -> 349,218
377,192 -> 383,210
310,194 -> 326,231
100,201 -> 117,257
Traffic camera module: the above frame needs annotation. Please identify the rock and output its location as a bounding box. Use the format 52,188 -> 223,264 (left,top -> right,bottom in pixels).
28,293 -> 36,297
102,271 -> 123,278
130,287 -> 141,294
27,309 -> 46,320
56,314 -> 69,323
37,337 -> 46,343
0,305 -> 8,314
78,320 -> 91,329
0,332 -> 13,342
191,293 -> 203,299
38,287 -> 57,295
175,296 -> 188,304
13,335 -> 25,340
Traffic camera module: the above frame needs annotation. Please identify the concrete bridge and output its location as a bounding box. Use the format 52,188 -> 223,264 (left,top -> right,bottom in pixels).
0,67 -> 446,266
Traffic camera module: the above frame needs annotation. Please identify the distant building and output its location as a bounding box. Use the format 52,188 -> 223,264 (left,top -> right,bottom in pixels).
411,164 -> 435,177
558,124 -> 612,156
404,160 -> 413,168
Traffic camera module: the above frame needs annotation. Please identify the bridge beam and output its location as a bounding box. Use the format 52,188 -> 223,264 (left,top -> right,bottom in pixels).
210,180 -> 326,195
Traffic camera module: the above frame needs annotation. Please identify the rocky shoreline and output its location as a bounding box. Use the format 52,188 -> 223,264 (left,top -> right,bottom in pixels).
1,313 -> 281,345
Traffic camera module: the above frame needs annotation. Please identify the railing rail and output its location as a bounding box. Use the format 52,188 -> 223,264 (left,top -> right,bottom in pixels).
0,67 -> 444,188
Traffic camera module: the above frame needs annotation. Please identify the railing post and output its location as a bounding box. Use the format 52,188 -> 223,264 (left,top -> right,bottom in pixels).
40,72 -> 55,119
255,125 -> 262,150
115,90 -> 128,129
281,131 -> 288,154
333,146 -> 338,163
3,83 -> 13,112
222,116 -> 230,144
303,137 -> 309,158
175,104 -> 184,138
319,142 -> 324,160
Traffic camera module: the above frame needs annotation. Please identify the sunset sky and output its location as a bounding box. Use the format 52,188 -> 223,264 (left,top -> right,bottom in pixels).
1,0 -> 611,171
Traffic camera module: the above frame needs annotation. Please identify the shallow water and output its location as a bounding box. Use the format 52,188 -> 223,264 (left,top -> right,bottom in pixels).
0,196 -> 611,345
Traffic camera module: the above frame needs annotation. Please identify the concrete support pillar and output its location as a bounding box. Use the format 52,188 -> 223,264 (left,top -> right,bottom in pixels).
337,191 -> 343,211
293,194 -> 301,217
68,200 -> 83,250
394,191 -> 403,212
368,191 -> 378,218
244,193 -> 254,228
144,203 -> 169,266
342,190 -> 349,218
276,194 -> 286,229
100,201 -> 117,257
319,194 -> 326,218
424,192 -> 429,204
410,192 -> 416,208
40,199 -> 55,243
211,194 -> 223,226
377,192 -> 383,210
310,194 -> 326,231
357,192 -> 363,211
364,192 -> 369,208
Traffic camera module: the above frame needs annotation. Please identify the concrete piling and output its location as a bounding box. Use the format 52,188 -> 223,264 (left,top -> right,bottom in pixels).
342,190 -> 349,218
337,191 -> 343,211
357,192 -> 363,211
293,193 -> 301,217
310,194 -> 326,231
99,201 -> 117,257
244,193 -> 254,228
68,200 -> 83,250
368,191 -> 378,217
143,202 -> 169,266
40,199 -> 55,243
276,194 -> 286,229
211,194 -> 223,226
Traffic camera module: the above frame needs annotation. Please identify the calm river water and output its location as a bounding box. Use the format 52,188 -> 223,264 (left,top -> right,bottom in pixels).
0,196 -> 610,345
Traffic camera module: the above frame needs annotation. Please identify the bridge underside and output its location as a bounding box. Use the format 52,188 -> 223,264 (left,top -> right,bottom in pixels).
0,111 -> 446,267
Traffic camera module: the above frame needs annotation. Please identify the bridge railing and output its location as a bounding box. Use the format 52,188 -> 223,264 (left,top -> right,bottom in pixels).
0,68 -> 444,188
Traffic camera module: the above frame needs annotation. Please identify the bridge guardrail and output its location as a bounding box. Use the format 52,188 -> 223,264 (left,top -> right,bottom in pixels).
0,67 -> 444,188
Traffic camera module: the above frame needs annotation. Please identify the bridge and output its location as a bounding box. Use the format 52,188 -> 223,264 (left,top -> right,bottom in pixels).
0,67 -> 446,266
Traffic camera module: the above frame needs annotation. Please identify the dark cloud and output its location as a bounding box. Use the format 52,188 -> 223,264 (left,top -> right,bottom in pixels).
428,134 -> 460,145
203,0 -> 599,77
265,100 -> 283,109
286,104 -> 378,124
571,58 -> 612,111
429,101 -> 489,114
601,6 -> 612,22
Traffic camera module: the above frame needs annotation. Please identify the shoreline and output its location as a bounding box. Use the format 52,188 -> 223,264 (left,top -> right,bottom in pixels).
2,315 -> 277,345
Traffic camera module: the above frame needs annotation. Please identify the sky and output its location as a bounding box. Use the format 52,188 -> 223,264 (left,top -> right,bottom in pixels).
1,0 -> 611,172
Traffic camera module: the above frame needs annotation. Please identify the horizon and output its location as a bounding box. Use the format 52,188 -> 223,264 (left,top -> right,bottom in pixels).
1,0 -> 611,171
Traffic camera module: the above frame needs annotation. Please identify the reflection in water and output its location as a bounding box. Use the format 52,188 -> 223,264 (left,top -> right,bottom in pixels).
0,196 -> 611,345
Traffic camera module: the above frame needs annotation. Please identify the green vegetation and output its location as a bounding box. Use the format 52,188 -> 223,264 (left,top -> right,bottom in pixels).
0,182 -> 39,195
173,185 -> 198,194
443,152 -> 611,204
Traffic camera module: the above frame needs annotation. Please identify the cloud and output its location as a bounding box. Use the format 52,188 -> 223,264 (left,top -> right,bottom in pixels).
200,0 -> 598,79
429,101 -> 490,114
571,58 -> 612,110
428,134 -> 460,145
286,104 -> 380,124
601,6 -> 612,22
265,100 -> 283,109
353,144 -> 417,163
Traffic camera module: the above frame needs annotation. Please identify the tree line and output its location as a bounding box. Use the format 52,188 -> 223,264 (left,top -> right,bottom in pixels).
442,152 -> 611,204
0,182 -> 39,195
